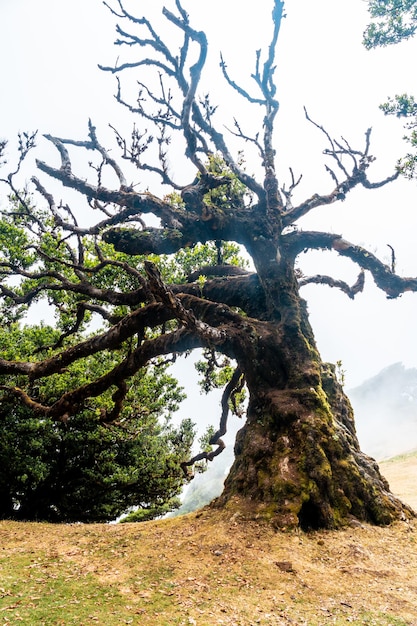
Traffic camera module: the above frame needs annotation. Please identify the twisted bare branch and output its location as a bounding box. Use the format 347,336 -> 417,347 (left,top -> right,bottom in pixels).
181,365 -> 245,473
299,270 -> 365,299
287,230 -> 417,298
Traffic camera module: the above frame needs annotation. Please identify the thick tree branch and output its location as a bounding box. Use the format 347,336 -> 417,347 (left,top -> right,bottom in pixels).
144,261 -> 227,346
286,230 -> 417,298
186,265 -> 250,282
176,273 -> 266,319
103,201 -> 256,256
0,261 -> 148,308
1,327 -> 202,421
35,169 -> 191,239
0,286 -> 245,422
0,302 -> 169,379
0,286 -> 241,381
103,225 -> 200,255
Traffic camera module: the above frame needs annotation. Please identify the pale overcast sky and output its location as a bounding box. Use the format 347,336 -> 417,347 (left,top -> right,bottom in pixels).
1,0 -> 417,397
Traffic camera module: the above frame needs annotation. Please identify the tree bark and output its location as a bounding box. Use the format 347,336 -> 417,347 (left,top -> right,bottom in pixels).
213,294 -> 414,529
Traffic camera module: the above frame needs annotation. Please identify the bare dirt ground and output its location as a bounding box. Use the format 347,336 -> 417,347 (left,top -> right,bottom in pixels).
0,452 -> 416,625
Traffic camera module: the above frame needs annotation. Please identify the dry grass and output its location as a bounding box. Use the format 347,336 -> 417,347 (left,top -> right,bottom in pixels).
380,452 -> 417,512
1,453 -> 417,626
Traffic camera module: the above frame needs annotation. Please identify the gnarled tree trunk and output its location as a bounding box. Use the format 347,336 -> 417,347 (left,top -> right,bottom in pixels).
214,293 -> 413,529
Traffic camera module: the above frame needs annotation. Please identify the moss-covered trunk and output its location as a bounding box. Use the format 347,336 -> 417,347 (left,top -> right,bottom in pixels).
217,364 -> 413,529
214,291 -> 414,529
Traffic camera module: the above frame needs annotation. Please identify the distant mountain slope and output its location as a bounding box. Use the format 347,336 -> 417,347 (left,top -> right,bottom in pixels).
349,362 -> 417,460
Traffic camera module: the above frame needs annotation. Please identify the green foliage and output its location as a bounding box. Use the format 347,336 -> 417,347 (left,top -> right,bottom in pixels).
380,94 -> 417,177
198,425 -> 216,454
380,93 -> 417,118
0,323 -> 195,522
364,0 -> 417,177
147,240 -> 247,285
364,0 -> 417,48
203,152 -> 253,211
0,394 -> 195,523
119,497 -> 181,522
0,219 -> 35,269
195,353 -> 237,394
195,351 -> 247,418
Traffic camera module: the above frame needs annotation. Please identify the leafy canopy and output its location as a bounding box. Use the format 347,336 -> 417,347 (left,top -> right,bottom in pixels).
0,322 -> 195,522
364,0 -> 417,48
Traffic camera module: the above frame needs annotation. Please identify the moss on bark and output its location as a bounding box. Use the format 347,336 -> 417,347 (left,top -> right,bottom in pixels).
214,359 -> 414,530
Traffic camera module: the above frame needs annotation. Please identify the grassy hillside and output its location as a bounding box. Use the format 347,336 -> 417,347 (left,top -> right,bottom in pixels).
0,452 -> 416,626
380,450 -> 417,512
